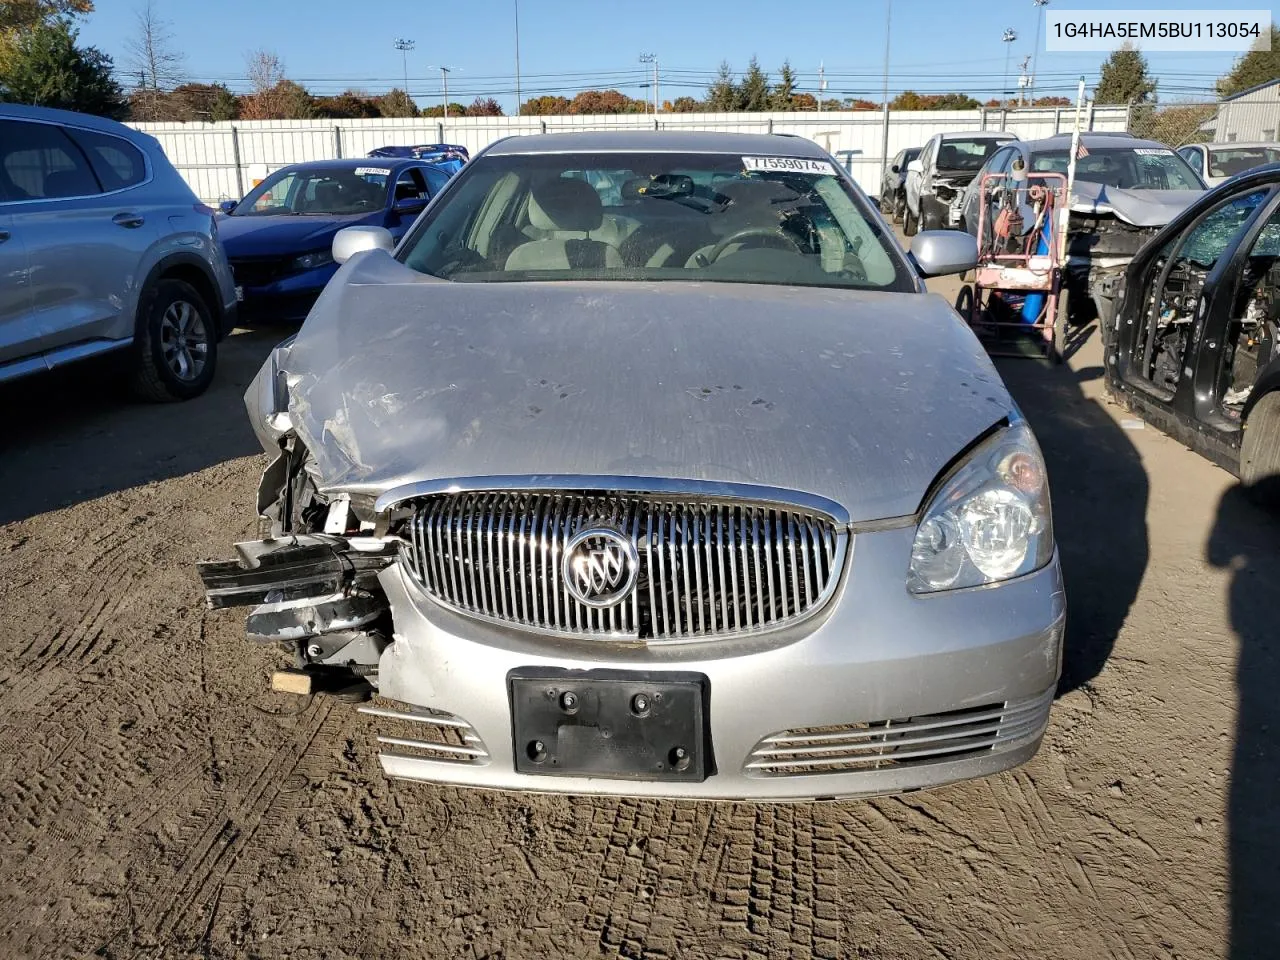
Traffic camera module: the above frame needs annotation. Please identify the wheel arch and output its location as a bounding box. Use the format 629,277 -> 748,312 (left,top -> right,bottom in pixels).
137,252 -> 227,339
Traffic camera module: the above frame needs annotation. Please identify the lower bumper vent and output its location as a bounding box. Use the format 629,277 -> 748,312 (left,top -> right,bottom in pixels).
359,701 -> 490,764
744,688 -> 1052,777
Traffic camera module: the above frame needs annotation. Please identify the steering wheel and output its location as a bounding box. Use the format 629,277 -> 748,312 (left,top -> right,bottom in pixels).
700,226 -> 804,265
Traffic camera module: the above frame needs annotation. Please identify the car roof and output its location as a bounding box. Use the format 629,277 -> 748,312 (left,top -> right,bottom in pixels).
935,131 -> 1015,141
1193,141 -> 1280,150
0,102 -> 150,141
1019,133 -> 1168,152
483,131 -> 829,157
279,157 -> 419,172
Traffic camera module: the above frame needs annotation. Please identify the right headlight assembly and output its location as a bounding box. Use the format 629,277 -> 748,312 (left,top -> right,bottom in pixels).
907,420 -> 1054,595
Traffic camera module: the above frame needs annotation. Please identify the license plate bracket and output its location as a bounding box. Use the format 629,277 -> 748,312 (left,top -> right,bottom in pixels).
508,668 -> 710,782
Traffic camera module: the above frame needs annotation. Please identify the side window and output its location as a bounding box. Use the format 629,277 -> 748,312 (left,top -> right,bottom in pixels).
1177,146 -> 1202,173
393,168 -> 427,203
0,119 -> 101,200
1177,189 -> 1269,269
66,128 -> 147,192
987,147 -> 1015,177
422,166 -> 450,197
918,139 -> 935,171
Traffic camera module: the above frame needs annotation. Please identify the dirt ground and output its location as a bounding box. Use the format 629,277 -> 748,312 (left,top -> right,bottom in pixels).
2,267 -> 1278,960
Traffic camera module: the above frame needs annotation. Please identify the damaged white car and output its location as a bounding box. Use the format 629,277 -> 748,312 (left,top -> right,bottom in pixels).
201,132 -> 1065,800
958,133 -> 1207,324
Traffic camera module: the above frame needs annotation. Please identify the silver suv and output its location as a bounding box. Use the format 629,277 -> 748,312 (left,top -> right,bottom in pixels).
0,104 -> 237,400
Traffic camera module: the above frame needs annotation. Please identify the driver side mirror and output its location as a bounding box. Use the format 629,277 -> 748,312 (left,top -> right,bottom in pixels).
910,231 -> 978,278
395,195 -> 429,215
890,163 -> 900,174
218,199 -> 237,214
333,225 -> 395,264
907,159 -> 924,174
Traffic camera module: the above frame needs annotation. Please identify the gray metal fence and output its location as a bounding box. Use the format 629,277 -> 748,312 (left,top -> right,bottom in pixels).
132,105 -> 1130,202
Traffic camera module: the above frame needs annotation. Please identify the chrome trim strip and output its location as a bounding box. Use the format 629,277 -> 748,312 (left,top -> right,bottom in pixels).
375,475 -> 853,526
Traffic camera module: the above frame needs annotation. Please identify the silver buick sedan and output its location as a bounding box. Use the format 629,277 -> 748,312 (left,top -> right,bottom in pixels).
201,132 -> 1065,801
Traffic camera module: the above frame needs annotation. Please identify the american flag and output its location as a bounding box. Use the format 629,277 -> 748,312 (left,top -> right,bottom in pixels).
1076,142 -> 1090,159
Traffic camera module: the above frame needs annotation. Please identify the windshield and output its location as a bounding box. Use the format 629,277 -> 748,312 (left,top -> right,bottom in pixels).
1030,146 -> 1203,190
398,151 -> 914,291
936,139 -> 1008,171
233,165 -> 391,216
1208,146 -> 1280,179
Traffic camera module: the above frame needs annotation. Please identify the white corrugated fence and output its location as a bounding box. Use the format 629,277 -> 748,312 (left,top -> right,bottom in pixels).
131,106 -> 1131,203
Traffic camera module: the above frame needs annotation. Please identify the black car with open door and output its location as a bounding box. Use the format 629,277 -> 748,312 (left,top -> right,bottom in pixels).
1101,163 -> 1280,501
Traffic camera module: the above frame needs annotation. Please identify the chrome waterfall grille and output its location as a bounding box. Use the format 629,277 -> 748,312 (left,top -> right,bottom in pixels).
399,491 -> 847,641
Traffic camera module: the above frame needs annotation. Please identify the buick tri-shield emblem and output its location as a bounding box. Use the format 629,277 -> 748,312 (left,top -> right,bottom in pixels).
563,527 -> 639,608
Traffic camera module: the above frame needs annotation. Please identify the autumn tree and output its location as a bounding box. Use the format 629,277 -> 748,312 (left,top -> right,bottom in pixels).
376,88 -> 417,118
170,81 -> 239,121
239,50 -> 313,119
845,98 -> 879,110
421,102 -> 468,118
313,90 -> 379,119
0,0 -> 92,65
467,96 -> 502,116
889,90 -> 930,110
1095,43 -> 1156,105
0,18 -> 123,117
521,94 -> 570,115
1217,26 -> 1280,97
790,92 -> 818,111
568,89 -> 640,114
669,95 -> 702,112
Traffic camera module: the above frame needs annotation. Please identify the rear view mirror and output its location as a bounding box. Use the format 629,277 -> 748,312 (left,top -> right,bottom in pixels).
645,174 -> 694,198
332,225 -> 395,264
910,230 -> 978,277
218,199 -> 237,214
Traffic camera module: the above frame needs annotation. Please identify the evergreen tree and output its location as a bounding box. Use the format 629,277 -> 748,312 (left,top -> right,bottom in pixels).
706,60 -> 736,111
1094,43 -> 1157,105
0,19 -> 124,118
1217,27 -> 1280,97
771,61 -> 796,110
737,56 -> 771,111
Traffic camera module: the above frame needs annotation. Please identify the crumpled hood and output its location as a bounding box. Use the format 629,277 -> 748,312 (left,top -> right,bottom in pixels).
279,252 -> 1013,523
218,212 -> 379,256
1068,181 -> 1202,227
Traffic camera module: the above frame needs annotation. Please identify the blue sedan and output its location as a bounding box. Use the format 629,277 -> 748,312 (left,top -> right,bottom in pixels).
218,158 -> 452,323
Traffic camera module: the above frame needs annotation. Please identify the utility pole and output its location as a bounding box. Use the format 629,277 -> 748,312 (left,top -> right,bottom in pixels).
440,66 -> 452,119
639,53 -> 658,115
513,0 -> 522,115
1017,55 -> 1031,107
1030,0 -> 1050,103
393,38 -> 414,96
879,0 -> 892,184
1002,29 -> 1017,105
817,62 -> 826,113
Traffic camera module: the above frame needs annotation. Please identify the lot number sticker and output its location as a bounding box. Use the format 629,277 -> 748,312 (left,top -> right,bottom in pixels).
1133,148 -> 1175,156
354,166 -> 392,176
743,156 -> 838,175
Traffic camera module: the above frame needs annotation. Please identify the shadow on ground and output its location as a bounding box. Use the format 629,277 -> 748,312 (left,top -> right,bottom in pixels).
0,328 -> 286,525
1208,485 -> 1280,958
995,330 -> 1149,696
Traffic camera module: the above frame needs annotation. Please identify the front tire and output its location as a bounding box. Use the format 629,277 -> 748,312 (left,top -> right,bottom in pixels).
1052,288 -> 1070,364
904,204 -> 918,237
131,278 -> 218,402
892,192 -> 906,224
1241,392 -> 1280,505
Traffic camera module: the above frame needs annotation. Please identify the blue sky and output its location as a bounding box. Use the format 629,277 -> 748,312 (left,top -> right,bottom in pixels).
77,0 -> 1243,112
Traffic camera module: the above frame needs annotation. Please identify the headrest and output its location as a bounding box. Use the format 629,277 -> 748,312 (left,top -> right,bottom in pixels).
528,178 -> 603,232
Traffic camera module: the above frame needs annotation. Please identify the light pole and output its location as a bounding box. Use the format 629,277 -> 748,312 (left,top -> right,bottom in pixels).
1030,0 -> 1050,104
393,38 -> 414,97
1002,29 -> 1017,105
513,0 -> 522,115
639,53 -> 658,115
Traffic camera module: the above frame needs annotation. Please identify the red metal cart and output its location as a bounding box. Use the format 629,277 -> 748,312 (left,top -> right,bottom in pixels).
954,170 -> 1069,363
